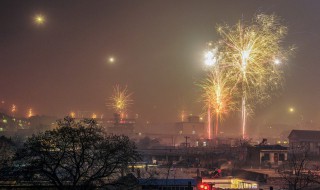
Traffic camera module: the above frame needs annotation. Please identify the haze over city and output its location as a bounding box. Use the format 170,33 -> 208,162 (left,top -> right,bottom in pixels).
1,0 -> 320,136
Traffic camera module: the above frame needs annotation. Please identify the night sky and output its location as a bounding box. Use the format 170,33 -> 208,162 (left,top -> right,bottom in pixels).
1,0 -> 320,134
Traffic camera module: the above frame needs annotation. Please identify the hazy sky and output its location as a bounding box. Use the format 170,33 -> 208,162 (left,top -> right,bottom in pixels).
1,0 -> 320,132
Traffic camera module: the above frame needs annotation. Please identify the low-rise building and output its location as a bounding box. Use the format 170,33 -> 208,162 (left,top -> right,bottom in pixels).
246,144 -> 288,168
288,130 -> 320,155
175,116 -> 205,137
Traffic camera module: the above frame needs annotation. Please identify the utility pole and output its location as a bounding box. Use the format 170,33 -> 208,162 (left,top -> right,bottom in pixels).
185,136 -> 190,167
185,136 -> 190,148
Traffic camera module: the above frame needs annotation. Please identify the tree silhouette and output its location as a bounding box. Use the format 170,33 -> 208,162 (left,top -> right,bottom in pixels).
15,117 -> 140,189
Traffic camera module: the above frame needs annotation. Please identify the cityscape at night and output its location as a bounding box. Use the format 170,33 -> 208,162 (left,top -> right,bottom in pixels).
1,1 -> 320,189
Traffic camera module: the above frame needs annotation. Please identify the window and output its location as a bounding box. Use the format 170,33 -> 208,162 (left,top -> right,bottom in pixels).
261,153 -> 270,161
279,153 -> 285,161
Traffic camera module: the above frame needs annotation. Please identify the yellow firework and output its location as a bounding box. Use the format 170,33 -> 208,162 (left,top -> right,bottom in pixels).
217,14 -> 289,101
200,69 -> 235,117
107,85 -> 133,114
199,68 -> 236,138
215,14 -> 292,138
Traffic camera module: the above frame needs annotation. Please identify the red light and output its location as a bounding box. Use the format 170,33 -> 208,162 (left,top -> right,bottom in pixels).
198,183 -> 210,190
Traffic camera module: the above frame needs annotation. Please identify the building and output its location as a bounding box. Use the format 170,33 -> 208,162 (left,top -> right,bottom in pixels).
202,177 -> 259,189
175,116 -> 205,137
288,130 -> 320,155
246,144 -> 288,168
105,113 -> 135,135
138,179 -> 197,190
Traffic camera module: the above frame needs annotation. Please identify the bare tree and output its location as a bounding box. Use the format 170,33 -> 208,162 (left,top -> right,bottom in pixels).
279,147 -> 320,190
15,117 -> 140,189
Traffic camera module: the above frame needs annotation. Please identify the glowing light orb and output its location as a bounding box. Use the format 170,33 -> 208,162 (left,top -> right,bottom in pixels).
70,112 -> 75,118
108,57 -> 115,63
274,59 -> 281,65
204,47 -> 218,66
204,51 -> 216,66
34,14 -> 45,25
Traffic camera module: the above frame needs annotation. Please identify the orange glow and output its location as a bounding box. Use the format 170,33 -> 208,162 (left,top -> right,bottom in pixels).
70,112 -> 75,118
180,110 -> 185,122
11,104 -> 16,113
28,108 -> 33,118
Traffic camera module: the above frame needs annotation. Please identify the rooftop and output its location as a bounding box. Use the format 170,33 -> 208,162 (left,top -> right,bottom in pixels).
288,130 -> 320,141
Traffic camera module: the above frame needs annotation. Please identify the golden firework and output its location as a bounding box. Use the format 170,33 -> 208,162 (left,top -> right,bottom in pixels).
107,85 -> 133,114
215,14 -> 291,138
199,68 -> 236,138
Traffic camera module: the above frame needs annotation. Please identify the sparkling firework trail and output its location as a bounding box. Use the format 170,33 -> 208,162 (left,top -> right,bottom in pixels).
107,85 -> 133,116
200,68 -> 236,140
216,14 -> 291,138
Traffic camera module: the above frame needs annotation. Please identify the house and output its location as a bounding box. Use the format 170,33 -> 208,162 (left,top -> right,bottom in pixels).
288,130 -> 320,155
246,144 -> 288,168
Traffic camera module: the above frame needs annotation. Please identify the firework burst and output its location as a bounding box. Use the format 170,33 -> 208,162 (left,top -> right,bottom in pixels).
107,85 -> 133,115
199,67 -> 236,139
215,13 -> 291,138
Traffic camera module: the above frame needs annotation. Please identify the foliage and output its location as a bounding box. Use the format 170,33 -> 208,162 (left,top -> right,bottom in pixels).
0,136 -> 16,183
15,117 -> 140,189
